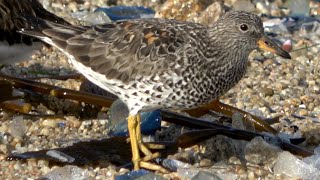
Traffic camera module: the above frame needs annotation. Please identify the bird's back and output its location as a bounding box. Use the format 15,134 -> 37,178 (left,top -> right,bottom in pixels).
22,17 -> 212,81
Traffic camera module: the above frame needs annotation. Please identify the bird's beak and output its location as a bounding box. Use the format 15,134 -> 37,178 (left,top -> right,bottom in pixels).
257,35 -> 291,59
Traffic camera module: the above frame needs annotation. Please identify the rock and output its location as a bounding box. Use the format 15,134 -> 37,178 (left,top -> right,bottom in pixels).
9,116 -> 26,140
41,165 -> 89,180
233,0 -> 255,12
274,151 -> 320,179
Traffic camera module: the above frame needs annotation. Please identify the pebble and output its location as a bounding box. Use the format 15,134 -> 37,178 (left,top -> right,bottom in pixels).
37,160 -> 49,168
233,0 -> 255,12
0,144 -> 8,154
256,2 -> 269,14
0,124 -> 8,132
9,116 -> 26,139
261,87 -> 274,97
66,116 -> 82,128
313,107 -> 320,115
1,0 -> 320,179
297,109 -> 309,116
13,163 -> 22,171
236,101 -> 245,109
40,128 -> 50,136
199,159 -> 212,167
42,119 -> 58,128
282,39 -> 293,52
41,166 -> 52,174
262,58 -> 275,67
196,1 -> 225,25
247,171 -> 256,180
68,2 -> 78,12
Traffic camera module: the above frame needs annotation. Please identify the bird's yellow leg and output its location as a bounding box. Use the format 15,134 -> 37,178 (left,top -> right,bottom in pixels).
128,114 -> 140,170
132,114 -> 168,173
140,161 -> 170,173
135,114 -> 166,150
135,114 -> 153,157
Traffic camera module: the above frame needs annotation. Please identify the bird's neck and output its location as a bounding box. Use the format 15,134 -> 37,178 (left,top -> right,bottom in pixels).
206,32 -> 250,68
203,32 -> 250,98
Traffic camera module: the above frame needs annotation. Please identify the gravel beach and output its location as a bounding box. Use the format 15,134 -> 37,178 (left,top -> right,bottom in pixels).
1,0 -> 320,179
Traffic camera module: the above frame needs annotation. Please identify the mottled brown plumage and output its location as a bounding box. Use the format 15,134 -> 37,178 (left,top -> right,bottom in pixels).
20,11 -> 291,171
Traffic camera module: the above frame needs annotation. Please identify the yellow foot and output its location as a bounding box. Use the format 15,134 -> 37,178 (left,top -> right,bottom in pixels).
128,114 -> 168,172
140,161 -> 170,173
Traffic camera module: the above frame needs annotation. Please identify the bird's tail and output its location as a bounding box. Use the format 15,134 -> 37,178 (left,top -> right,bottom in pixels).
0,0 -> 70,46
19,15 -> 87,49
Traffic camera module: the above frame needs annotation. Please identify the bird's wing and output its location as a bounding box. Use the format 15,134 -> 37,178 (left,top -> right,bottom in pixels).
21,18 -> 206,84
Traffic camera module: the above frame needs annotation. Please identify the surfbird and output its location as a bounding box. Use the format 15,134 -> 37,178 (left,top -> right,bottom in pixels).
20,11 -> 291,171
0,0 -> 69,64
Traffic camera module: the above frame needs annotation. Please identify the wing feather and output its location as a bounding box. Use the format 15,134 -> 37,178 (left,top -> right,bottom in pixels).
22,18 -> 208,84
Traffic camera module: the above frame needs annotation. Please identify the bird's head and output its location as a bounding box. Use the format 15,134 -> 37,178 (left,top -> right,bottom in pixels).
213,11 -> 291,59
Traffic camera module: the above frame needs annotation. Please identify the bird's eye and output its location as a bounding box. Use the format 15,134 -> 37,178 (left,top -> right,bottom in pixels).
240,24 -> 248,31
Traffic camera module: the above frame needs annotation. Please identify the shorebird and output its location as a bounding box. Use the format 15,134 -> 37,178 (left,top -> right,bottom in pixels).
19,11 -> 291,171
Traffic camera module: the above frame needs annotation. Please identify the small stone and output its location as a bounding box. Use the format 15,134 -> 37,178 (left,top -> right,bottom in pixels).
75,10 -> 112,25
191,171 -> 222,180
308,80 -> 316,86
263,59 -> 275,66
0,154 -> 5,161
247,171 -> 256,180
274,83 -> 283,91
199,158 -> 212,167
286,0 -> 310,16
9,116 -> 26,139
196,1 -> 224,25
245,137 -> 281,165
261,87 -> 274,97
41,166 -> 51,174
158,0 -> 203,21
297,109 -> 308,116
46,150 -> 75,163
274,151 -> 319,179
256,2 -> 269,14
27,159 -> 37,167
66,116 -> 81,128
0,124 -> 8,132
118,168 -> 130,174
0,144 -> 8,154
39,128 -> 50,136
282,39 -> 292,52
13,163 -> 22,171
312,85 -> 320,92
233,0 -> 255,12
236,101 -> 244,109
135,172 -> 166,180
37,160 -> 49,167
285,98 -> 302,107
68,2 -> 78,12
308,103 -> 315,111
42,119 -> 58,128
